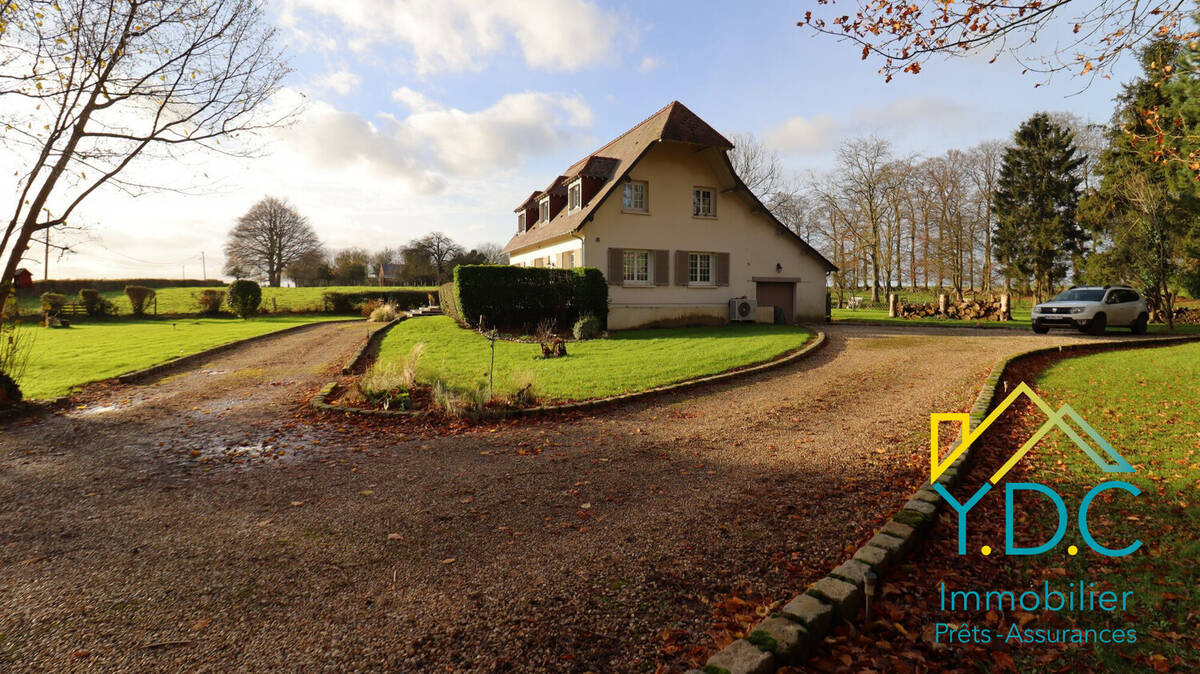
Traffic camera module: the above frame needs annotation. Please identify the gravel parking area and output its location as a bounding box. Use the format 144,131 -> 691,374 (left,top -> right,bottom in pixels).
0,321 -> 1136,671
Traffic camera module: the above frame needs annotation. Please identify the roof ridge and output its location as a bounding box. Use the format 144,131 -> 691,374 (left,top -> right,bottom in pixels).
566,100 -> 677,171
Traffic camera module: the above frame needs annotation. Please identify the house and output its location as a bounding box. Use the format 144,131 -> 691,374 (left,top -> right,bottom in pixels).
377,262 -> 402,286
502,101 -> 836,330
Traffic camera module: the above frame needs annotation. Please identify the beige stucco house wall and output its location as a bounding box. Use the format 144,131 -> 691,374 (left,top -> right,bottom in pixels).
504,101 -> 836,330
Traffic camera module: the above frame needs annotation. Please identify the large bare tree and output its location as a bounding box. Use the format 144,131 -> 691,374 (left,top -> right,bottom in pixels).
0,0 -> 288,307
224,197 -> 321,286
409,232 -> 465,284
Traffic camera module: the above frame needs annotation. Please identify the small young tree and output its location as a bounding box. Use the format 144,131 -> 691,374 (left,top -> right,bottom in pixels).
224,197 -> 322,287
992,114 -> 1086,302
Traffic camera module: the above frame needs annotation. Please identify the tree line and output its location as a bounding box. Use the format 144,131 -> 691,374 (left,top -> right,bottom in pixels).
737,40 -> 1200,324
222,197 -> 506,287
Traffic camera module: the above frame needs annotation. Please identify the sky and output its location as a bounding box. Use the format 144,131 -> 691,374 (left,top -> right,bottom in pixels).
13,0 -> 1143,280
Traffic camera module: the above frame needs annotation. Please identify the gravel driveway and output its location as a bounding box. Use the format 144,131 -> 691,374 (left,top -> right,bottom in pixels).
0,322 -> 1135,672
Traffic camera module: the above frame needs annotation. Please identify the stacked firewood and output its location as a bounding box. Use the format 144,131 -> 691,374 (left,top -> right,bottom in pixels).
1168,306 -> 1200,325
896,297 -> 1010,321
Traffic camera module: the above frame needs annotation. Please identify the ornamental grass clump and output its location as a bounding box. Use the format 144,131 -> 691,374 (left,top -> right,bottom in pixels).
369,303 -> 399,323
359,363 -> 412,410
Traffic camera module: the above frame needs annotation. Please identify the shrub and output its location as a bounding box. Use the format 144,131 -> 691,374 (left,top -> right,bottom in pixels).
0,371 -> 21,407
323,290 -> 428,314
124,286 -> 156,316
360,298 -> 384,318
369,304 -> 399,323
452,265 -> 607,330
197,289 -> 227,316
40,292 -> 67,315
572,314 -> 601,340
359,363 -> 412,410
227,280 -> 262,318
511,370 -> 537,406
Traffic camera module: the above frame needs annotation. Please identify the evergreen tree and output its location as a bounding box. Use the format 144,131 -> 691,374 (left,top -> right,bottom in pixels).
992,113 -> 1086,302
1078,40 -> 1200,327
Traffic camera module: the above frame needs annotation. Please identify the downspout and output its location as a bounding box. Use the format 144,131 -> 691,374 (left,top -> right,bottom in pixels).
570,229 -> 587,266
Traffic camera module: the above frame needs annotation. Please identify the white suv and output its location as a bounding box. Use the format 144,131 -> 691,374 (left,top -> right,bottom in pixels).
1031,286 -> 1149,335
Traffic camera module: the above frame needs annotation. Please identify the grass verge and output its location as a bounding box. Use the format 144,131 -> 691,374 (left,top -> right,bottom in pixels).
371,316 -> 812,402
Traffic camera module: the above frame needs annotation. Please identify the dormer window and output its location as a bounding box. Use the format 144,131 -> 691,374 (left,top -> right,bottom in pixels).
518,212 -> 526,232
538,197 -> 550,223
568,179 -> 582,213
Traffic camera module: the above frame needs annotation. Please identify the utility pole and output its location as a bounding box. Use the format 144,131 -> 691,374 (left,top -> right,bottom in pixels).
201,252 -> 207,279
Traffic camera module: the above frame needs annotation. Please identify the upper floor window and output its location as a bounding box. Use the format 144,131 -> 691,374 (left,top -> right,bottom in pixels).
688,252 -> 714,285
623,249 -> 650,283
538,197 -> 550,223
568,180 -> 582,212
517,212 -> 526,232
622,180 -> 648,212
693,187 -> 715,218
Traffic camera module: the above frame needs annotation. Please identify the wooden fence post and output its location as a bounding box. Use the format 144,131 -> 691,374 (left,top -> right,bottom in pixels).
888,292 -> 898,318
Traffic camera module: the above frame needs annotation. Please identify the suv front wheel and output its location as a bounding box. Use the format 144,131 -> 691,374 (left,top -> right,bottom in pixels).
1088,312 -> 1108,335
1032,321 -> 1050,334
1132,313 -> 1149,334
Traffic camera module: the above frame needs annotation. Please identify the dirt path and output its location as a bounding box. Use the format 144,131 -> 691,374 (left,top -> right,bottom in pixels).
0,322 -> 1139,672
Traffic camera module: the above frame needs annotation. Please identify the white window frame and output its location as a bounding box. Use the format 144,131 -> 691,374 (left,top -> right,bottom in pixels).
518,212 -> 526,232
622,249 -> 651,285
693,187 -> 716,218
688,252 -> 715,286
568,179 -> 582,213
622,180 -> 648,213
538,197 -> 550,223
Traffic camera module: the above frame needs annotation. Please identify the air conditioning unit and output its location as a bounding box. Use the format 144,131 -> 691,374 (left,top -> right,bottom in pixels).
729,297 -> 757,322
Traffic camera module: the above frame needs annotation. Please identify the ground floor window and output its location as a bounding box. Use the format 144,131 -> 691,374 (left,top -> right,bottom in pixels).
623,250 -> 649,283
688,252 -> 714,285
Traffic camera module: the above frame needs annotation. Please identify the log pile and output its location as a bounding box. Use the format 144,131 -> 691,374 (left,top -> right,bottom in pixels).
1168,306 -> 1200,325
896,297 -> 1010,321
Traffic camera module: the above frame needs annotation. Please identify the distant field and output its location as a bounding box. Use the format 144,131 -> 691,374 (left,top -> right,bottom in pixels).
16,285 -> 436,316
13,315 -> 347,399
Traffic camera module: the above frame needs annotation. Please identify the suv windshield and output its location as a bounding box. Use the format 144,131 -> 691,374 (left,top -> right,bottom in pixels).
1052,289 -> 1105,302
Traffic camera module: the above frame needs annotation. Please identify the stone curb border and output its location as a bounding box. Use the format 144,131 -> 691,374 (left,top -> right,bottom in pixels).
692,333 -> 1200,674
342,316 -> 405,375
311,329 -> 827,419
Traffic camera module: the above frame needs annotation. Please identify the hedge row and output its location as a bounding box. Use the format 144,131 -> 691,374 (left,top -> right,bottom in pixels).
438,282 -> 463,325
21,278 -> 224,295
322,289 -> 430,314
453,265 -> 607,330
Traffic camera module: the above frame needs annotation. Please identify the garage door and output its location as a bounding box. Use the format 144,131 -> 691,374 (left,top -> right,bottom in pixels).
755,282 -> 795,324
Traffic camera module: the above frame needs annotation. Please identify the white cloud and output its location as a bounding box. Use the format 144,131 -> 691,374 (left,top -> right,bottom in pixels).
855,96 -> 971,131
638,56 -> 661,72
765,115 -> 839,155
291,89 -> 592,191
281,0 -> 627,73
313,70 -> 362,96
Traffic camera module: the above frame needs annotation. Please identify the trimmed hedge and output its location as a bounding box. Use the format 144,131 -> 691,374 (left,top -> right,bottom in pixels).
23,278 -> 224,295
227,280 -> 262,318
439,282 -> 463,325
322,289 -> 429,314
453,265 -> 607,330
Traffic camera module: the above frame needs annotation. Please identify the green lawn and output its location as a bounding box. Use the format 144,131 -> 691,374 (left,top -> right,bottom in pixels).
1015,341 -> 1200,669
372,316 -> 813,402
16,285 -> 435,317
13,315 -> 347,400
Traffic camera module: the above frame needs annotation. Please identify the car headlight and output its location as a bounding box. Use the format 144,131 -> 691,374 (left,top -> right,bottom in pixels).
1070,307 -> 1087,314
1033,306 -> 1044,314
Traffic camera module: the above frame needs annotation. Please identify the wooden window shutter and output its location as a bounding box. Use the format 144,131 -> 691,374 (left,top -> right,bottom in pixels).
607,248 -> 623,285
558,252 -> 567,268
533,257 -> 544,268
674,250 -> 688,286
716,252 -> 730,287
653,250 -> 669,286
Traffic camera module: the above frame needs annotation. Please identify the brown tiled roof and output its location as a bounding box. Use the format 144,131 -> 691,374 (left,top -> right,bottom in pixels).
512,191 -> 541,213
502,101 -> 836,272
